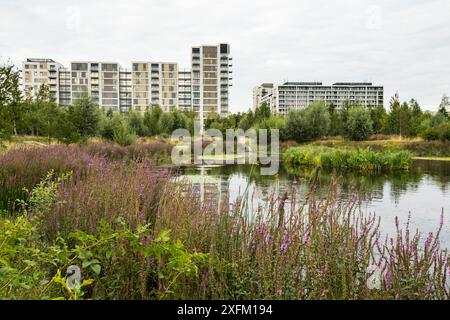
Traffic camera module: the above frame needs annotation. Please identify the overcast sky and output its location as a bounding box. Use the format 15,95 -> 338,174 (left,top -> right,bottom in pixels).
1,0 -> 449,113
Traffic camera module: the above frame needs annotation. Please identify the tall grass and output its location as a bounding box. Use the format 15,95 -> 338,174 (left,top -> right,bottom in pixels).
1,145 -> 448,299
313,138 -> 450,157
153,176 -> 448,299
284,146 -> 412,174
0,142 -> 173,212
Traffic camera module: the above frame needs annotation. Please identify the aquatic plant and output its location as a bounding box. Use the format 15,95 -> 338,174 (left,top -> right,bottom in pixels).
283,146 -> 412,174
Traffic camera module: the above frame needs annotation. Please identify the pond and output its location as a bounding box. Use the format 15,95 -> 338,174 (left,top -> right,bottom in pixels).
176,159 -> 450,247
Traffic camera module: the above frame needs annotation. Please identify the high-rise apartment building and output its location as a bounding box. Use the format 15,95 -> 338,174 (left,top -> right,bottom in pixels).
191,43 -> 232,118
252,83 -> 274,111
58,67 -> 71,106
130,62 -> 178,112
20,44 -> 232,116
69,62 -> 125,112
119,68 -> 132,112
22,58 -> 64,102
254,82 -> 383,115
178,70 -> 192,111
158,62 -> 178,112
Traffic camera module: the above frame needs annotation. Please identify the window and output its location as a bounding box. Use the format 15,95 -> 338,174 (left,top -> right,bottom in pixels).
71,63 -> 88,71
102,64 -> 118,72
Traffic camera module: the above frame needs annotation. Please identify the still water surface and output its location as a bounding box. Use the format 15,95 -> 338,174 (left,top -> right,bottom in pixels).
177,159 -> 450,246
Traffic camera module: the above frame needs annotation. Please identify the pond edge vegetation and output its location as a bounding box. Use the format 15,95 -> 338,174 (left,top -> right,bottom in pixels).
0,144 -> 449,300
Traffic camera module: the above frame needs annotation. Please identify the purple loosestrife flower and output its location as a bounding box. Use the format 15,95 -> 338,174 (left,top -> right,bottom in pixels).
384,271 -> 392,287
435,242 -> 440,254
256,224 -> 268,235
425,232 -> 434,249
266,234 -> 273,246
303,226 -> 312,245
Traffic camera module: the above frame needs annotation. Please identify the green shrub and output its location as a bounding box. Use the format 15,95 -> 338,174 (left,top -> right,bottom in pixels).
113,117 -> 137,146
0,171 -> 214,300
285,102 -> 330,142
421,123 -> 450,142
283,146 -> 412,173
439,123 -> 450,141
345,107 -> 373,141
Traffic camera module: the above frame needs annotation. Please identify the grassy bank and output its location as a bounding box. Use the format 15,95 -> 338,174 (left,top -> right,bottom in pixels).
0,143 -> 448,300
284,145 -> 412,174
413,156 -> 450,162
311,137 -> 450,158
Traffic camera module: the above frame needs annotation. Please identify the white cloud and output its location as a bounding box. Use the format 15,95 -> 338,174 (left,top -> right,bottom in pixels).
1,0 -> 449,112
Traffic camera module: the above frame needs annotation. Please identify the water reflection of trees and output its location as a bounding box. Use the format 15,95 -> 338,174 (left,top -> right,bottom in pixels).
178,160 -> 450,208
412,160 -> 450,194
278,160 -> 449,204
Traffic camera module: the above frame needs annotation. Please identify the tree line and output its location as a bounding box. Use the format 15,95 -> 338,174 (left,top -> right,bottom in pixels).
206,94 -> 449,142
1,62 -> 449,146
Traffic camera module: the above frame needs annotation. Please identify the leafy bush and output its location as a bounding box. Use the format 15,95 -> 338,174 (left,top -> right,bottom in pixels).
345,107 -> 373,141
113,118 -> 137,146
421,123 -> 450,142
285,102 -> 330,142
439,123 -> 450,141
0,172 -> 213,300
55,96 -> 100,144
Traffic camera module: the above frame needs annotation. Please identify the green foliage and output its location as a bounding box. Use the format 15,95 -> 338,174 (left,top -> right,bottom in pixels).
284,146 -> 412,173
172,110 -> 189,131
0,63 -> 22,144
2,61 -> 449,146
254,102 -> 271,121
0,144 -> 448,300
55,95 -> 100,143
127,110 -> 147,136
99,112 -> 115,140
144,106 -> 163,135
54,111 -> 82,144
421,123 -> 450,142
70,95 -> 101,138
369,105 -> 387,134
253,116 -> 287,140
112,115 -> 137,146
285,102 -> 330,142
34,84 -> 60,143
158,112 -> 175,134
345,107 -> 373,141
284,109 -> 309,142
381,94 -> 430,137
0,171 -> 214,299
238,112 -> 254,131
438,94 -> 449,118
328,103 -> 342,136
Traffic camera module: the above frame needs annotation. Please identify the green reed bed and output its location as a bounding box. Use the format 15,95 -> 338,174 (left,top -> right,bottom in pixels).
0,145 -> 448,300
283,146 -> 412,174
